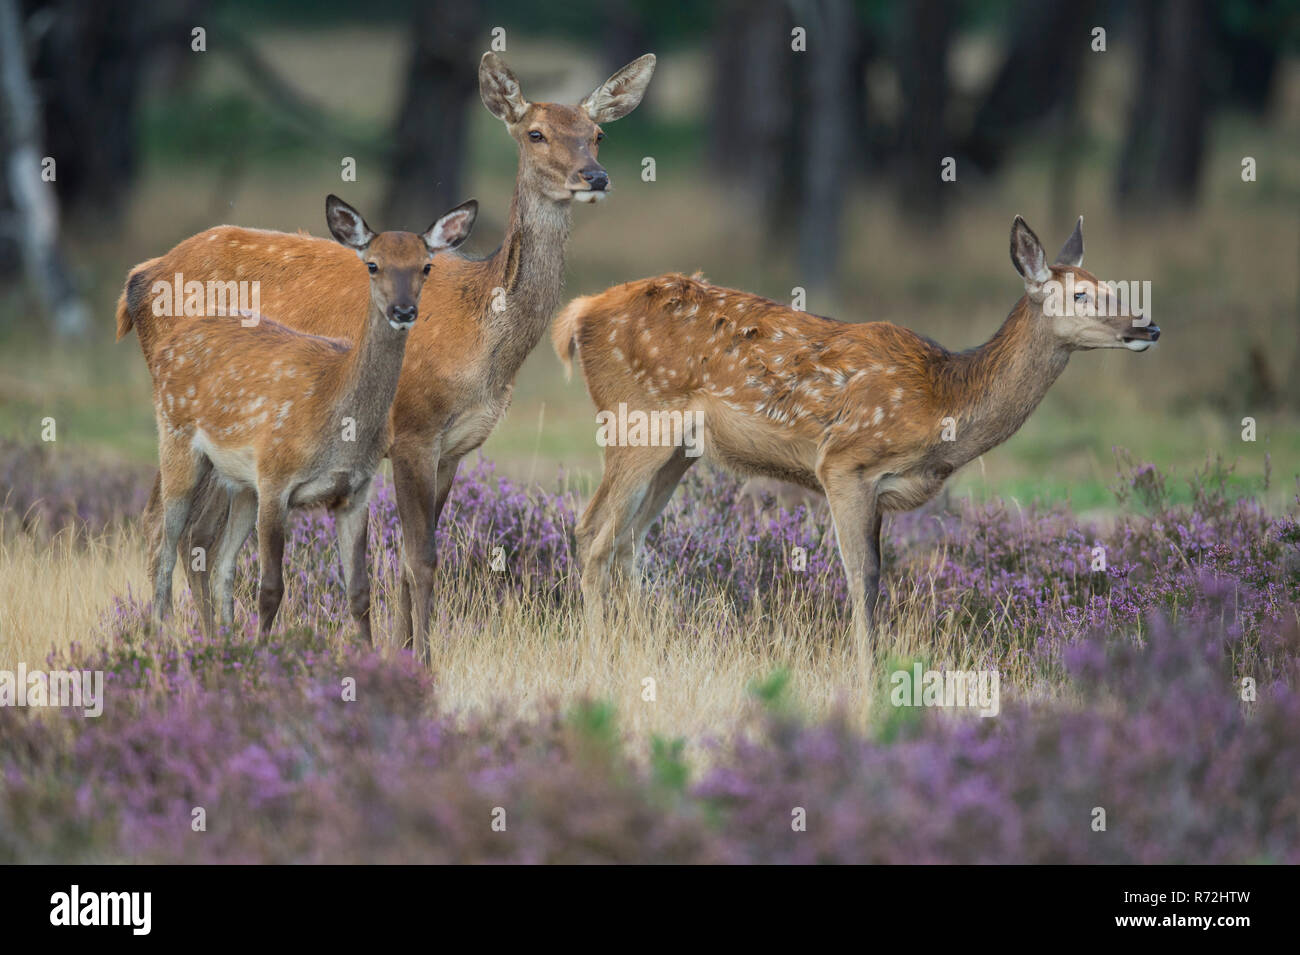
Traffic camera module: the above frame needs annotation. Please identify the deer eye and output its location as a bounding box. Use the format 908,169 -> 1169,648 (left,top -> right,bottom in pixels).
422,263 -> 432,276
528,130 -> 545,143
595,131 -> 605,143
367,262 -> 378,274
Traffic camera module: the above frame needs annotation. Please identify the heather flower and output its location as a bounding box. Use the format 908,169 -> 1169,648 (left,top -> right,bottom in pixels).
2,445 -> 1297,862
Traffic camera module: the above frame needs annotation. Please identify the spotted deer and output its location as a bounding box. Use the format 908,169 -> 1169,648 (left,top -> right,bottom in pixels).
133,195 -> 477,635
553,217 -> 1161,654
118,52 -> 655,654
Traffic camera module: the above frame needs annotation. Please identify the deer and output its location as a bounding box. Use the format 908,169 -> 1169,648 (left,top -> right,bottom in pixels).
116,52 -> 656,655
552,216 -> 1162,658
133,195 -> 478,635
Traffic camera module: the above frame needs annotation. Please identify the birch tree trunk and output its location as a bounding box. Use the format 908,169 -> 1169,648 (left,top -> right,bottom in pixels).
0,0 -> 88,336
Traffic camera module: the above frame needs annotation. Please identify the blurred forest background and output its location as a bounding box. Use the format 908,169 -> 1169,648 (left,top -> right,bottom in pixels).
1,0 -> 1298,509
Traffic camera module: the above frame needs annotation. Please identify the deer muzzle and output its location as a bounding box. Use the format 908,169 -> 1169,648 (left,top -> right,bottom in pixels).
388,304 -> 418,330
1120,323 -> 1160,351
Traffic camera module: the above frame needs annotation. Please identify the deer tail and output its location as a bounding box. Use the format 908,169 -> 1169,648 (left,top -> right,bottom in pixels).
115,257 -> 163,348
551,294 -> 594,381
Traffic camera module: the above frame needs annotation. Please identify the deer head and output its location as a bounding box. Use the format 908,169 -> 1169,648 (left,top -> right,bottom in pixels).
478,52 -> 656,204
326,195 -> 478,330
1011,216 -> 1162,352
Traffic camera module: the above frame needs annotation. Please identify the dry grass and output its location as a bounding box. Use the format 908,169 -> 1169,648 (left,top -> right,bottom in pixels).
419,577 -> 1050,744
0,520 -> 147,672
1,32 -> 1294,749
0,510 -> 1056,748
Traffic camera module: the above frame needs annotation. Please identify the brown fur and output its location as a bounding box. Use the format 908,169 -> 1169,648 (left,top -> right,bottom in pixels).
141,198 -> 476,639
121,53 -> 656,657
555,217 -> 1162,660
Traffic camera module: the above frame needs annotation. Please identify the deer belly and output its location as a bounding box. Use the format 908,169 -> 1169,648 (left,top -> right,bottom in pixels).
192,430 -> 257,490
706,414 -> 821,490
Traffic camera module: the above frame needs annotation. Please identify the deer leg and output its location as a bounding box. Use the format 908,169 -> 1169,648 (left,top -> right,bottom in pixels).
149,467 -> 227,637
153,448 -> 209,627
819,465 -> 883,664
190,543 -> 215,637
867,508 -> 884,624
212,487 -> 257,631
575,470 -> 615,636
392,448 -> 459,662
255,490 -> 288,637
143,471 -> 163,589
614,447 -> 695,586
182,472 -> 229,637
577,446 -> 675,635
391,452 -> 425,654
333,481 -> 374,647
420,457 -> 460,648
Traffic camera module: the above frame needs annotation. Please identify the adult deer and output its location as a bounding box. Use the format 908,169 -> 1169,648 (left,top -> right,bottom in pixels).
134,196 -> 477,634
553,217 -> 1161,656
118,52 -> 656,654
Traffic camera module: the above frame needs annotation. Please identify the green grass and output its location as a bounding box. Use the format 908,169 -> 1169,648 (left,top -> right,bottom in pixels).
4,30 -> 1298,511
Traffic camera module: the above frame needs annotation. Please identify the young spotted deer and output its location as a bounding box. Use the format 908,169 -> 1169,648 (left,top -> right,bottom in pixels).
553,217 -> 1161,654
138,196 -> 477,634
120,52 -> 655,657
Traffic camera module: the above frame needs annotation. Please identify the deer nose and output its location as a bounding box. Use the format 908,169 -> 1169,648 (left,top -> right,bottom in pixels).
390,304 -> 417,324
582,168 -> 609,191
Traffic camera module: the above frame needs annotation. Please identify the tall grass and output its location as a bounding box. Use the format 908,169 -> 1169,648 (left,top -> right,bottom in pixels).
0,441 -> 1297,861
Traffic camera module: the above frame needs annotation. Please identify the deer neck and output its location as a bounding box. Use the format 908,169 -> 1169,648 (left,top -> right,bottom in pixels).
483,172 -> 572,386
937,297 -> 1070,468
332,304 -> 408,452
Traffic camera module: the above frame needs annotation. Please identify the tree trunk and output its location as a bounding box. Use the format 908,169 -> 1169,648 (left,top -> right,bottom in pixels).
602,0 -> 652,77
794,0 -> 859,296
960,0 -> 1094,176
1219,0 -> 1281,114
895,0 -> 954,221
0,0 -> 87,335
709,0 -> 798,246
1291,214 -> 1300,409
23,0 -> 147,219
1116,0 -> 1213,209
1152,0 -> 1211,205
380,0 -> 483,227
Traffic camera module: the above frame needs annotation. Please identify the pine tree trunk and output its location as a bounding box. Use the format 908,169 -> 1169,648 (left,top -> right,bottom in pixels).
380,0 -> 483,227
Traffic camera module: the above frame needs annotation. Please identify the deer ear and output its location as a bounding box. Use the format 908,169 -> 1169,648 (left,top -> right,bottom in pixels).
479,53 -> 530,125
580,53 -> 656,123
1010,215 -> 1050,287
326,195 -> 376,252
423,199 -> 478,253
1054,216 -> 1085,267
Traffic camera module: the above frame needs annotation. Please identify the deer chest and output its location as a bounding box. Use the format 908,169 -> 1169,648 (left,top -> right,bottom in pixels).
877,464 -> 954,511
288,432 -> 385,509
289,467 -> 374,510
442,388 -> 514,458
